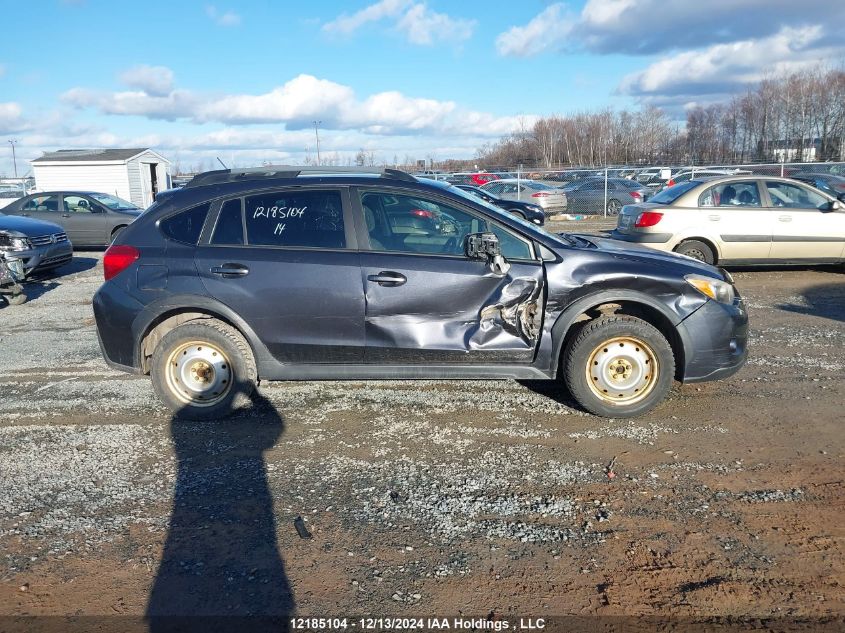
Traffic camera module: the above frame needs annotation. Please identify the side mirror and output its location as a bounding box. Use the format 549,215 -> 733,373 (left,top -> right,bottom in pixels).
827,199 -> 844,211
465,232 -> 511,275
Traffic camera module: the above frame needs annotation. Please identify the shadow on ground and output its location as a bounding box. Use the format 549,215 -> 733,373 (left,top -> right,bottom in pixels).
146,387 -> 294,632
776,281 -> 845,323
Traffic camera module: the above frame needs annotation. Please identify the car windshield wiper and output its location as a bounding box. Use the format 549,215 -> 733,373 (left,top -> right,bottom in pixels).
556,232 -> 577,245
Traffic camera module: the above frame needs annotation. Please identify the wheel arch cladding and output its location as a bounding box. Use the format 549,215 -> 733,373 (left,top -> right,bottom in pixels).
137,304 -> 261,375
551,290 -> 690,382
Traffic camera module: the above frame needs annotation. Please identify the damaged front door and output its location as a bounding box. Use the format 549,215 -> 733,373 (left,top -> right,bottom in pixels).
357,189 -> 545,365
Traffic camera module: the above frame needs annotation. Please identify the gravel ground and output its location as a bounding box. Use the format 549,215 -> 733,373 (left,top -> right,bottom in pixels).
0,245 -> 843,625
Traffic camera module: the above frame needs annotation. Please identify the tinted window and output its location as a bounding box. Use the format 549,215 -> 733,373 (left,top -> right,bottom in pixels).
699,181 -> 761,207
211,198 -> 244,245
160,202 -> 210,244
244,190 -> 345,248
22,195 -> 59,212
765,181 -> 828,210
360,191 -> 532,260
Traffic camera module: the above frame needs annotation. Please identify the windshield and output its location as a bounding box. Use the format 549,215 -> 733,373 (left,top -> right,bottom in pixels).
89,193 -> 140,210
648,181 -> 699,204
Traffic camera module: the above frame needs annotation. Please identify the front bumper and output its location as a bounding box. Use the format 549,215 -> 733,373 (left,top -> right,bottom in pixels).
6,242 -> 74,274
679,295 -> 748,383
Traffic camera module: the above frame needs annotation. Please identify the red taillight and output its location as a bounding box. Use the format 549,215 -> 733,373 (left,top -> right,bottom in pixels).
532,192 -> 550,198
629,191 -> 642,200
834,184 -> 845,191
666,179 -> 675,187
410,208 -> 435,219
103,244 -> 140,281
635,211 -> 664,228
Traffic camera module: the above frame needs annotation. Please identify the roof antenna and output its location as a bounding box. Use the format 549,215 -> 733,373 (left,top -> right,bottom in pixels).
216,156 -> 228,169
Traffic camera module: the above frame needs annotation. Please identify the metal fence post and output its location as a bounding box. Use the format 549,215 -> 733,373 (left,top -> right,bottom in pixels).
603,167 -> 608,218
517,163 -> 522,201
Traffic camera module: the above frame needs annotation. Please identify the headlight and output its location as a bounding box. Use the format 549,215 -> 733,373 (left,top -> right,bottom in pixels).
11,237 -> 30,250
685,274 -> 735,304
528,205 -> 544,213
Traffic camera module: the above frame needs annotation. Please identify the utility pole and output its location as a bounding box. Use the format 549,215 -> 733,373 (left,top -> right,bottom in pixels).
313,120 -> 322,165
8,139 -> 18,178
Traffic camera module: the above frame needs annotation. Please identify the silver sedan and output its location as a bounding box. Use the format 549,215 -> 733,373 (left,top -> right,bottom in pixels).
479,179 -> 567,214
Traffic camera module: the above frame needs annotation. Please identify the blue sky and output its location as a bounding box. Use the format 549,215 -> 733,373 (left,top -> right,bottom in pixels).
1,0 -> 842,174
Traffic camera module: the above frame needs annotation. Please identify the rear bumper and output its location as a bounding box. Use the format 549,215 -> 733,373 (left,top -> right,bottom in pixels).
93,282 -> 145,373
679,296 -> 748,383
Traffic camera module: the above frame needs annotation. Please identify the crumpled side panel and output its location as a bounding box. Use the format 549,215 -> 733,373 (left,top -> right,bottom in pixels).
470,276 -> 543,350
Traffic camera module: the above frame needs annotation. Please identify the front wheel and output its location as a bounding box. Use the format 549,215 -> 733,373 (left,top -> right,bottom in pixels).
150,320 -> 257,419
509,210 -> 527,220
563,315 -> 675,418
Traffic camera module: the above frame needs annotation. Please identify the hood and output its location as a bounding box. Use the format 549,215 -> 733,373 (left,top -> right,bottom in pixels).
567,233 -> 725,279
0,214 -> 65,236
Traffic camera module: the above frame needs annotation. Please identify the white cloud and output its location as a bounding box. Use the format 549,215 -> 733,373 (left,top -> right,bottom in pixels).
323,1 -> 473,46
0,102 -> 25,134
497,0 -> 845,57
118,65 -> 174,97
62,72 -> 534,138
495,3 -> 572,58
620,25 -> 834,98
395,4 -> 475,45
205,5 -> 241,27
322,0 -> 410,36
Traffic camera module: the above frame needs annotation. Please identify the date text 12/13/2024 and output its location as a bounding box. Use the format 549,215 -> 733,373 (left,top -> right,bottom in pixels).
289,618 -> 546,631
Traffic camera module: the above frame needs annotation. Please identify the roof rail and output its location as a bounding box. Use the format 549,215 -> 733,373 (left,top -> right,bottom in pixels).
185,165 -> 417,188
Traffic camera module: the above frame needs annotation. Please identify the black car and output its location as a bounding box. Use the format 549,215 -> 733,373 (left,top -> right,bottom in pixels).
454,184 -> 545,225
0,213 -> 73,274
93,166 -> 747,420
3,191 -> 143,247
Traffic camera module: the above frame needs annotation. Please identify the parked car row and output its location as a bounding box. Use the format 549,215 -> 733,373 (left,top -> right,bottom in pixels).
611,175 -> 845,266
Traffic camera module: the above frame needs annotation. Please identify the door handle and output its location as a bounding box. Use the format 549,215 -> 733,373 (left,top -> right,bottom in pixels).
778,215 -> 792,222
708,214 -> 721,221
211,263 -> 249,278
367,271 -> 407,286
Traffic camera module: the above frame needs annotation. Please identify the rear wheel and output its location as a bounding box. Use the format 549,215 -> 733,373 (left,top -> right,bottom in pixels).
150,320 -> 256,419
675,239 -> 715,264
606,199 -> 622,216
563,315 -> 675,418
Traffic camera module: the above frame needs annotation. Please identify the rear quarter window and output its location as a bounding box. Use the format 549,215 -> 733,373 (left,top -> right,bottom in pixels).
159,202 -> 211,244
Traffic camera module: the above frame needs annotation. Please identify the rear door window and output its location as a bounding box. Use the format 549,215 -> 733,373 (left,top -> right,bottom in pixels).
244,189 -> 345,248
211,198 -> 244,245
700,181 -> 761,207
22,195 -> 60,212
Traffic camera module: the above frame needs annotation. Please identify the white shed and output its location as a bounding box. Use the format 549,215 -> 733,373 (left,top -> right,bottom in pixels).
31,148 -> 172,209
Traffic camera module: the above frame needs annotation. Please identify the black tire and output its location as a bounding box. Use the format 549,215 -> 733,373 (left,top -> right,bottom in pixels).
509,209 -> 527,220
563,315 -> 675,418
110,226 -> 127,243
606,199 -> 622,216
675,240 -> 715,264
150,320 -> 257,420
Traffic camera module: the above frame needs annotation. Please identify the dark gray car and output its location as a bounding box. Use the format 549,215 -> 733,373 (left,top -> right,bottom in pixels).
93,166 -> 747,421
0,214 -> 73,274
3,191 -> 143,247
562,178 -> 651,215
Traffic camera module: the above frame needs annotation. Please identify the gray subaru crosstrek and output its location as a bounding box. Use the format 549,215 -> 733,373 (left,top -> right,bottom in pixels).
93,166 -> 748,420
